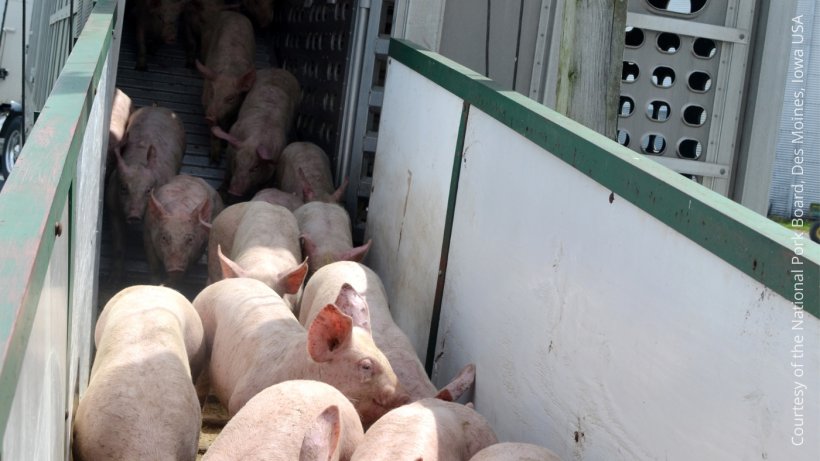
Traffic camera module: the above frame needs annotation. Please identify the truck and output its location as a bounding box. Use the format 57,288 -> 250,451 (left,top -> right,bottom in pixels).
0,0 -> 28,178
0,0 -> 817,460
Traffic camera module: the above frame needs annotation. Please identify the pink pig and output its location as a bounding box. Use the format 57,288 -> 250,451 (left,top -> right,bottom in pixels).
201,380 -> 364,461
131,0 -> 189,70
276,141 -> 346,203
211,68 -> 301,198
253,186 -> 305,211
73,285 -> 204,460
207,201 -> 308,300
241,0 -> 276,29
144,174 -> 224,283
351,398 -> 498,461
294,202 -> 372,276
469,443 -> 564,461
192,277 -> 410,425
299,261 -> 476,402
105,105 -> 185,281
196,10 -> 256,164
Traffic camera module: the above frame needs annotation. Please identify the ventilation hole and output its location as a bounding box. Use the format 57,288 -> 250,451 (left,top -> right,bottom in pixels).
688,71 -> 712,92
651,67 -> 675,88
619,96 -> 635,116
657,33 -> 680,53
678,138 -> 703,159
641,134 -> 667,155
625,27 -> 644,47
647,0 -> 709,14
622,62 -> 640,82
693,38 -> 717,58
682,105 -> 707,126
646,100 -> 671,121
618,130 -> 630,146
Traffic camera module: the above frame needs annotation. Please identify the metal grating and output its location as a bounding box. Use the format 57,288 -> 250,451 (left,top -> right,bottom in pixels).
618,0 -> 755,193
271,0 -> 355,177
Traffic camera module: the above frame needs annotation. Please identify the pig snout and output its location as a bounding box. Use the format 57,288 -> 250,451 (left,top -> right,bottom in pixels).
166,269 -> 185,283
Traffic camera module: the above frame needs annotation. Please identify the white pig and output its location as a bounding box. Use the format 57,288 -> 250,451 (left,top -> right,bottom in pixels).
276,141 -> 346,203
201,380 -> 364,461
73,285 -> 203,461
351,398 -> 497,461
207,201 -> 308,299
192,277 -> 409,424
299,261 -> 475,402
144,174 -> 224,284
469,442 -> 564,461
294,202 -> 372,276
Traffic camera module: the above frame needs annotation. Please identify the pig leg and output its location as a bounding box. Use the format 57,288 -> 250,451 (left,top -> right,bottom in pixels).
210,135 -> 223,166
105,175 -> 126,284
142,230 -> 163,284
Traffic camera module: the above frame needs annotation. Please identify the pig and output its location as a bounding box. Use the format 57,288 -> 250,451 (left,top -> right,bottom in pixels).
294,202 -> 371,276
105,105 -> 185,282
211,68 -> 301,198
107,88 -> 133,162
276,142 -> 346,203
241,0 -> 276,29
196,10 -> 256,164
143,174 -> 224,284
253,186 -> 305,211
351,398 -> 497,461
299,261 -> 476,402
207,201 -> 308,300
201,380 -> 364,461
192,277 -> 410,424
469,443 -> 564,461
131,0 -> 189,71
181,0 -> 226,68
73,285 -> 203,461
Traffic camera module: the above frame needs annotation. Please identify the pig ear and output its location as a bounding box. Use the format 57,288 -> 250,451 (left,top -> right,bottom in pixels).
196,199 -> 213,228
298,167 -> 316,202
114,145 -> 127,171
277,259 -> 309,295
196,60 -> 217,80
146,145 -> 158,168
434,363 -> 476,402
211,125 -> 242,149
299,405 -> 341,461
218,244 -> 247,279
337,239 -> 372,264
329,177 -> 349,203
256,145 -> 276,162
307,304 -> 353,362
238,68 -> 257,92
300,234 -> 318,260
333,283 -> 371,333
147,189 -> 168,218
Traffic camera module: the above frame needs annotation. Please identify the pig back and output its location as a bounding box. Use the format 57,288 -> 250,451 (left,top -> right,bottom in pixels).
469,443 -> 564,461
276,142 -> 335,202
252,187 -> 304,211
75,287 -> 202,461
152,174 -> 223,218
203,11 -> 255,70
351,398 -> 498,461
229,201 -> 302,281
122,106 -> 186,182
202,380 -> 364,461
206,201 -> 250,284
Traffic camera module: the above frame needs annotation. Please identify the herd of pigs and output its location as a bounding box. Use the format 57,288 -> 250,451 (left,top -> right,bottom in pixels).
71,1 -> 562,460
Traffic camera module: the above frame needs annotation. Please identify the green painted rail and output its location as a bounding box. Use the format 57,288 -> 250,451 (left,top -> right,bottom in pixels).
0,0 -> 117,446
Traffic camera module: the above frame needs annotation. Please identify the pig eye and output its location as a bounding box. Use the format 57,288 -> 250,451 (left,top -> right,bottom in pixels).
185,235 -> 194,245
358,358 -> 375,379
161,234 -> 171,244
119,185 -> 128,195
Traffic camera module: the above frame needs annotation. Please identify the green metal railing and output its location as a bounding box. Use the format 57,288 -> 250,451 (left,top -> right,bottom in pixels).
0,0 -> 118,450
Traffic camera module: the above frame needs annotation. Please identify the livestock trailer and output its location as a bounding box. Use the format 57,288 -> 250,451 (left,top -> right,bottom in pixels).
0,0 -> 818,459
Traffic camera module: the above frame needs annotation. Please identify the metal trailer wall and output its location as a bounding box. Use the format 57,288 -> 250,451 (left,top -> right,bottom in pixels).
769,0 -> 820,218
367,40 -> 820,460
0,0 -> 123,457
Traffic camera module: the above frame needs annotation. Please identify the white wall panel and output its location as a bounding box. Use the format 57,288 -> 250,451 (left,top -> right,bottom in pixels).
365,59 -> 464,360
432,107 -> 819,460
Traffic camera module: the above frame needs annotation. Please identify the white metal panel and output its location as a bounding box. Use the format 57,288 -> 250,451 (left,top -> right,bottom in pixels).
2,204 -> 69,461
432,107 -> 819,460
365,59 -> 464,360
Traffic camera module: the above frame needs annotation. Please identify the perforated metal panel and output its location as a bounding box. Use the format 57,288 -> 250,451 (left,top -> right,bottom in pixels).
618,0 -> 755,194
271,0 -> 355,178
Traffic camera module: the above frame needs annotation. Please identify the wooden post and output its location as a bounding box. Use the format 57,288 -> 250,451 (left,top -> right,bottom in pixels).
552,0 -> 626,139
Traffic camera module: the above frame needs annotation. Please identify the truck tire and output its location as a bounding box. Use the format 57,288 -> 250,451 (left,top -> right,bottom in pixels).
810,221 -> 820,244
1,115 -> 23,178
